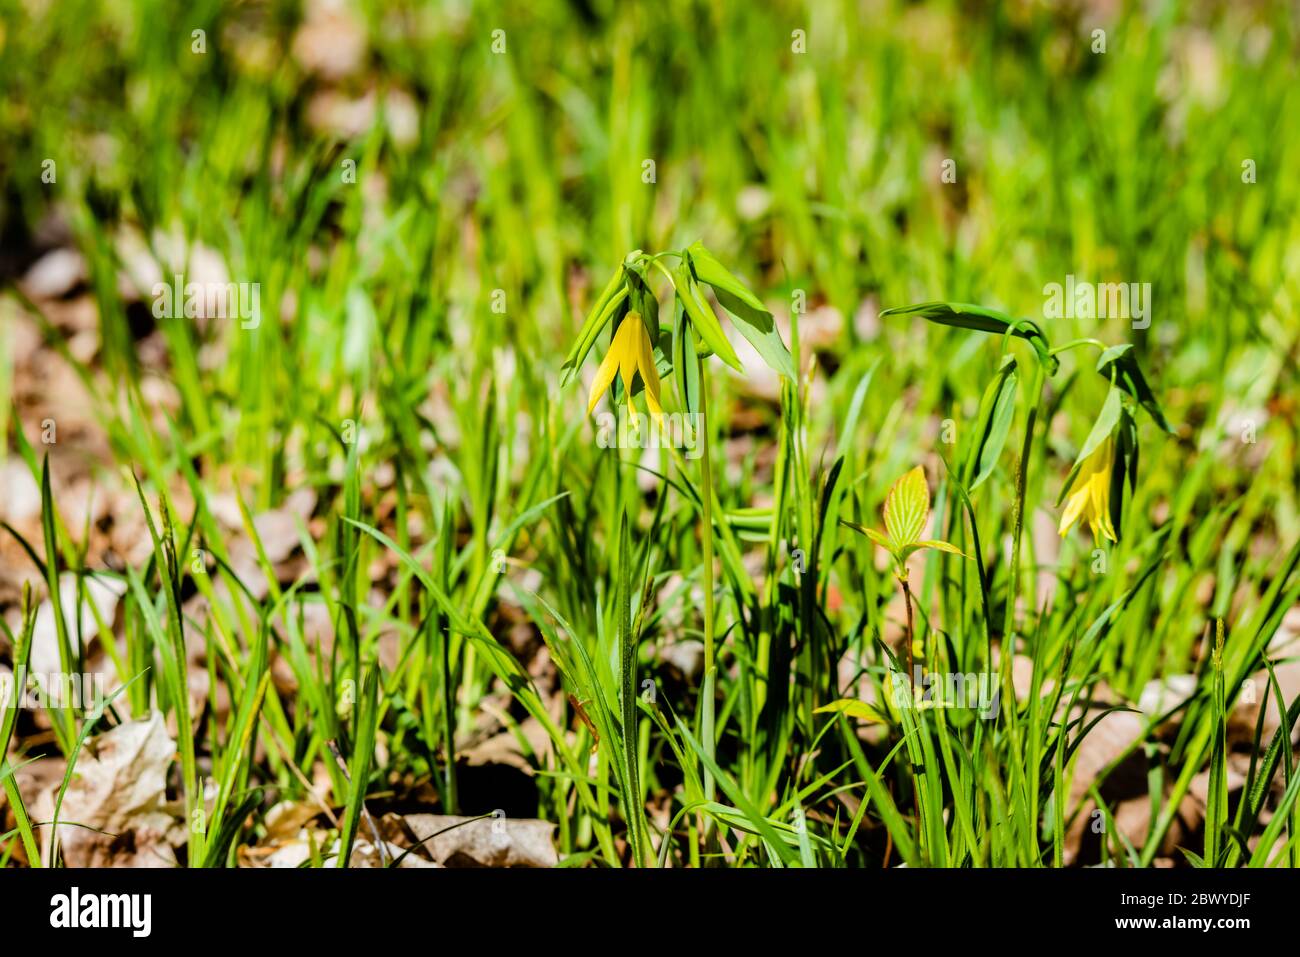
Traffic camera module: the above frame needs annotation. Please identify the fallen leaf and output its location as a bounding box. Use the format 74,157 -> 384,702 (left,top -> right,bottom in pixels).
0,461 -> 42,526
31,573 -> 126,676
44,711 -> 180,867
404,813 -> 558,867
19,248 -> 86,300
1233,660 -> 1300,746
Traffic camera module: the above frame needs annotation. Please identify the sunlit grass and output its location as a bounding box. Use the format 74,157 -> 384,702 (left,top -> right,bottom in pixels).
0,0 -> 1298,868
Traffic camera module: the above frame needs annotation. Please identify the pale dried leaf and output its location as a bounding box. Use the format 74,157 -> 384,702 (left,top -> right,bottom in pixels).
31,573 -> 126,675
404,813 -> 558,867
49,711 -> 179,867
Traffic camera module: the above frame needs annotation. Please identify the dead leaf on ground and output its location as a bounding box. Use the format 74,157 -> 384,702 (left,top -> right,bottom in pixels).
1232,660 -> 1300,746
40,711 -> 180,867
30,573 -> 126,675
458,715 -> 553,774
404,813 -> 558,867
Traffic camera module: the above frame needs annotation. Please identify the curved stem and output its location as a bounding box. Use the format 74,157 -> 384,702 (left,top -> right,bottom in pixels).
1048,338 -> 1108,357
644,255 -> 678,288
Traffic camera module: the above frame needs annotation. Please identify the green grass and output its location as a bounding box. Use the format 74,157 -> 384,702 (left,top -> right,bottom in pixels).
1,0 -> 1298,868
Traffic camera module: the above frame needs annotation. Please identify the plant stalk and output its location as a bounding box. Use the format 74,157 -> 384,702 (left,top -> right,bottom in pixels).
698,357 -> 718,812
901,575 -> 915,685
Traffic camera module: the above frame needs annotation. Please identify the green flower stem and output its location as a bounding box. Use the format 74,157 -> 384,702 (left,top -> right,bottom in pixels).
698,355 -> 718,813
1000,354 -> 1046,812
1047,337 -> 1107,357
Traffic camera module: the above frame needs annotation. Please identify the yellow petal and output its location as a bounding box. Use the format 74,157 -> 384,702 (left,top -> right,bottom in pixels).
1060,435 -> 1117,540
634,317 -> 664,420
1058,485 -> 1089,537
586,328 -> 626,414
615,314 -> 641,402
1088,440 -> 1114,540
1095,508 -> 1117,543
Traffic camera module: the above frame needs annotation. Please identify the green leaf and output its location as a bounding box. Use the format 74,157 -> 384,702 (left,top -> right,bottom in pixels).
685,242 -> 766,311
674,263 -> 743,371
672,299 -> 702,416
882,467 -> 929,549
1204,620 -> 1228,866
675,718 -> 800,865
968,355 -> 1018,491
40,456 -> 76,751
616,515 -> 646,868
814,698 -> 887,723
686,242 -> 795,380
560,268 -> 628,385
881,300 -> 1057,374
623,261 -> 661,341
1107,405 -> 1138,540
1096,343 -> 1174,434
337,666 -> 380,868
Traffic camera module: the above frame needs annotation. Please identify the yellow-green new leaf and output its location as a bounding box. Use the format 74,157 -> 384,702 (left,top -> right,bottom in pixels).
883,467 -> 929,549
914,539 -> 971,558
814,698 -> 887,723
840,518 -> 892,553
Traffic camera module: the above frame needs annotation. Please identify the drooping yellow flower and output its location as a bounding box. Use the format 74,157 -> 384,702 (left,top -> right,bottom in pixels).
585,311 -> 663,419
1058,435 -> 1117,542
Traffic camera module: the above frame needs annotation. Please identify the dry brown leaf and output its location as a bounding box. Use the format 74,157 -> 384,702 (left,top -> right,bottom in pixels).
264,800 -> 325,841
1067,705 -> 1146,807
31,573 -> 126,675
42,711 -> 179,867
404,813 -> 558,867
19,248 -> 86,300
1137,673 -> 1198,719
1233,660 -> 1300,746
0,460 -> 42,526
458,716 -> 553,774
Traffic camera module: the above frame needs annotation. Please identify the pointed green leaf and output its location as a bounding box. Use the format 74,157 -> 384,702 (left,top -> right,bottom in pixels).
672,299 -> 702,415
686,242 -> 795,379
881,301 -> 1057,374
674,263 -> 743,371
560,268 -> 628,384
814,698 -> 887,723
840,519 -> 892,554
685,242 -> 765,311
1096,343 -> 1174,434
616,515 -> 647,868
968,355 -> 1018,491
914,539 -> 971,559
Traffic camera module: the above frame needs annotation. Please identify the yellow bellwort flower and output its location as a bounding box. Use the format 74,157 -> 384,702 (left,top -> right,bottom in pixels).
585,311 -> 663,420
1058,434 -> 1117,542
